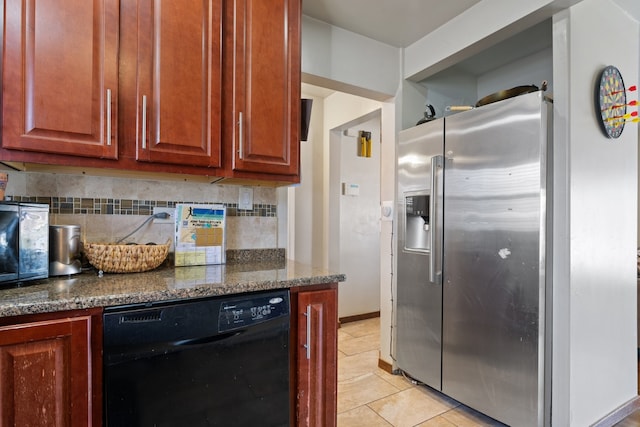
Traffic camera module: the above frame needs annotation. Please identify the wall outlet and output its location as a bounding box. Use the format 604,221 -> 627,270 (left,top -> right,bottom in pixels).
239,187 -> 253,210
153,207 -> 175,224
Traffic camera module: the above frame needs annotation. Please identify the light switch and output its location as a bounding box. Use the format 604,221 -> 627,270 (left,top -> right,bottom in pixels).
239,187 -> 253,210
342,182 -> 360,196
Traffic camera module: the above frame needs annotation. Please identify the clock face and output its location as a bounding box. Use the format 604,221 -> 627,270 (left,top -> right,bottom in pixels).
597,65 -> 626,138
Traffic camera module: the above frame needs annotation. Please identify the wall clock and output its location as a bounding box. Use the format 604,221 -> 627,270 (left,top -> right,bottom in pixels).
596,65 -> 627,138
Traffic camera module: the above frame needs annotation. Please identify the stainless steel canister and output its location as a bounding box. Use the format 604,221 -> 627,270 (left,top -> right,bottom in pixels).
49,225 -> 82,276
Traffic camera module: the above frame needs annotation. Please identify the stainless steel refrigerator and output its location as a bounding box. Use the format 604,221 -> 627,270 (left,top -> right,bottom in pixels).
396,91 -> 552,427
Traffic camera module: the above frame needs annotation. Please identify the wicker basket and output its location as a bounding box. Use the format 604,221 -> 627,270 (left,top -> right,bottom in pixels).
84,239 -> 171,273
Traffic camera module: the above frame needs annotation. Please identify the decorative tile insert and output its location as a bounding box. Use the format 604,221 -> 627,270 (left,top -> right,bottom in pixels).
10,196 -> 277,218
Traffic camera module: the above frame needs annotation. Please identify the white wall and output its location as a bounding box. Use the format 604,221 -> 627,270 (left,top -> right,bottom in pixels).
552,0 -> 639,424
404,0 -> 568,81
403,42 -> 553,132
301,16 -> 401,101
328,114 -> 381,318
287,88 -> 326,267
476,47 -> 553,99
379,98 -> 397,366
324,94 -> 384,318
292,84 -> 398,322
298,12 -> 398,364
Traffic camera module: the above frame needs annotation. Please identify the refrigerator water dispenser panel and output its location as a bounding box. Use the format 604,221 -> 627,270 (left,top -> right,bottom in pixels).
404,193 -> 430,251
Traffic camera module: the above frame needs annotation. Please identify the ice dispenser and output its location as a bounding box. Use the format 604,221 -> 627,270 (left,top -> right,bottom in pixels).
404,193 -> 430,251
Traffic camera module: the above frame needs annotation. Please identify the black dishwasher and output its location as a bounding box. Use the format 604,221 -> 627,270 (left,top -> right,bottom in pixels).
103,289 -> 290,427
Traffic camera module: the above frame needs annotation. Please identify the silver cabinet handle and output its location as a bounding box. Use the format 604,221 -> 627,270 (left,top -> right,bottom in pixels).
106,89 -> 112,146
141,95 -> 147,149
429,155 -> 443,284
303,304 -> 311,360
238,111 -> 243,159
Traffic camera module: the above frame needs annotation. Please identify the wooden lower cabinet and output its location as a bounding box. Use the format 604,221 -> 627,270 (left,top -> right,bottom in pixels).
0,308 -> 103,427
293,284 -> 338,427
0,285 -> 336,427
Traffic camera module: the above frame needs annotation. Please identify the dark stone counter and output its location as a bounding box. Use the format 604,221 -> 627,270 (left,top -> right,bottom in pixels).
0,259 -> 345,317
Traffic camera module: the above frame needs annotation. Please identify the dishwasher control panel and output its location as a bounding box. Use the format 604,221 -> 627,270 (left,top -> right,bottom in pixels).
218,291 -> 289,333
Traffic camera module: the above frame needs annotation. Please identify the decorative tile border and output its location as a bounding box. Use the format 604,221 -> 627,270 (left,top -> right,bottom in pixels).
9,196 -> 277,218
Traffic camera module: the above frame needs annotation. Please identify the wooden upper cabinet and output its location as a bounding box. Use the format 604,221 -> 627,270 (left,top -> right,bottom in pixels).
227,0 -> 301,176
0,0 -> 301,182
1,0 -> 118,159
136,0 -> 222,167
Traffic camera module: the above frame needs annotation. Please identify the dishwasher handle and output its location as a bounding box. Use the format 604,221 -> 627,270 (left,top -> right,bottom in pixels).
105,331 -> 243,366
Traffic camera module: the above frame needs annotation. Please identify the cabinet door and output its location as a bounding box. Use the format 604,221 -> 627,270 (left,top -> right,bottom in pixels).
297,288 -> 338,427
1,0 -> 118,159
136,0 -> 222,167
0,316 -> 94,426
228,0 -> 300,176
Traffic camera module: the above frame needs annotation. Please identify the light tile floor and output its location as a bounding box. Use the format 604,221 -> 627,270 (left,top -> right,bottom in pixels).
337,317 -> 507,427
338,317 -> 640,426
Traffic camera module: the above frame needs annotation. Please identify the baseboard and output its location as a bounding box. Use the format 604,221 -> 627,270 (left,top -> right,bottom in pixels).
378,357 -> 393,374
338,311 -> 380,325
592,395 -> 640,427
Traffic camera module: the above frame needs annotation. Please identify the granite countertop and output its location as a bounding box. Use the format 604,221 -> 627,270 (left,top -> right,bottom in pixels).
0,260 -> 346,318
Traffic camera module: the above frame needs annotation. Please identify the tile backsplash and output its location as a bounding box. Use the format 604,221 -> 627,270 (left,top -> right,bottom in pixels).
3,171 -> 281,251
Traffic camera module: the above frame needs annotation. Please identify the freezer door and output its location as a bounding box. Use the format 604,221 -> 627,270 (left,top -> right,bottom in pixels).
442,91 -> 549,427
395,119 -> 444,389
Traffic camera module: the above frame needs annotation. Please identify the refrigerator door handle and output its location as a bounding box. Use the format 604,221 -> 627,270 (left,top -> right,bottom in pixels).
429,155 -> 444,284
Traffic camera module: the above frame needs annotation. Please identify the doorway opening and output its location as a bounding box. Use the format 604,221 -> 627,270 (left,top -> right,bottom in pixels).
328,110 -> 382,319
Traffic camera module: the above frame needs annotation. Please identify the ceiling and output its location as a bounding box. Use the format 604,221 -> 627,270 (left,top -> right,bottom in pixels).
301,0 -> 640,98
301,0 -> 482,48
302,1 -> 640,49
